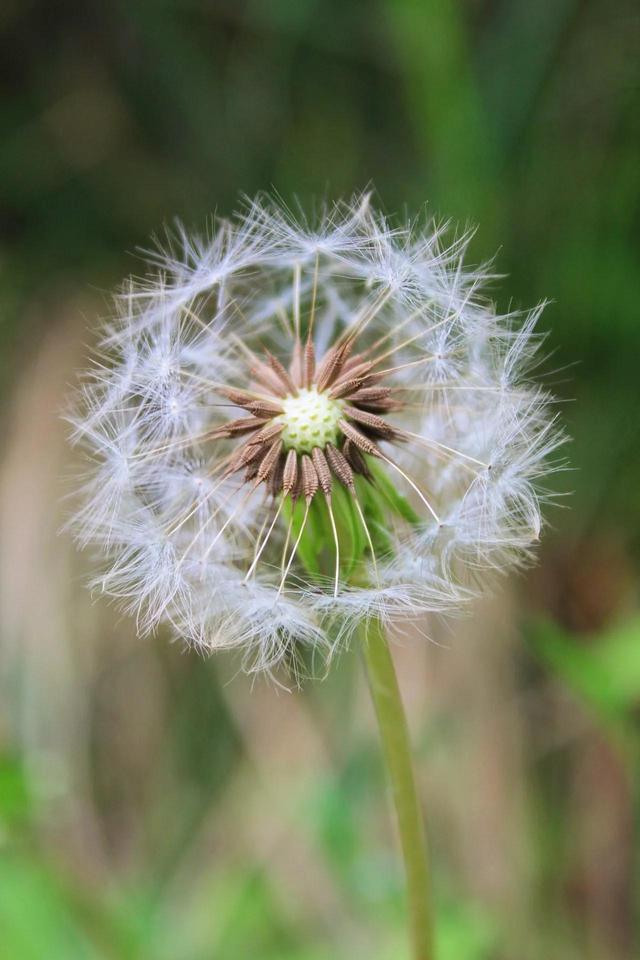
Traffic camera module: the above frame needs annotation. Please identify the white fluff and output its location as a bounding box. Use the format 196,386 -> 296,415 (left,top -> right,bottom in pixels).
68,194 -> 564,674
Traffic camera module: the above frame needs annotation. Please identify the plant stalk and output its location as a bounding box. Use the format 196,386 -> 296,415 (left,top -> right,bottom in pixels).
362,616 -> 435,960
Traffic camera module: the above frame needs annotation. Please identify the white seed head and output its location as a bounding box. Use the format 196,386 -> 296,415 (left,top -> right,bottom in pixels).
67,193 -> 565,676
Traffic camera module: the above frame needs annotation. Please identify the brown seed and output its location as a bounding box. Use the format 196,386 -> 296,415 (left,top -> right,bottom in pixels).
331,359 -> 374,387
348,386 -> 394,408
300,454 -> 319,501
342,405 -> 397,439
304,338 -> 316,388
247,420 -> 285,445
224,447 -> 248,477
290,468 -> 303,501
282,448 -> 298,496
245,399 -> 285,419
267,452 -> 285,497
266,351 -> 297,394
339,352 -> 366,374
219,387 -> 258,408
325,443 -> 354,490
338,419 -> 380,456
357,399 -> 399,413
250,358 -> 288,397
342,439 -> 373,480
311,446 -> 332,497
209,416 -> 268,439
315,341 -> 351,391
289,338 -> 304,388
328,377 -> 371,399
244,459 -> 261,482
238,438 -> 270,466
257,439 -> 284,483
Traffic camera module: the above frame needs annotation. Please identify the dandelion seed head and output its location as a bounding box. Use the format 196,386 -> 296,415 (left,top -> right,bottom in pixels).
67,194 -> 564,674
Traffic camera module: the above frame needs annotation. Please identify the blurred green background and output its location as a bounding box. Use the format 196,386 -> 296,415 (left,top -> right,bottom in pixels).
0,2 -> 639,958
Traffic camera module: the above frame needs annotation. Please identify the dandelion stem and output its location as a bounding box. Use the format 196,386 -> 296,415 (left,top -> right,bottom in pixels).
361,616 -> 435,960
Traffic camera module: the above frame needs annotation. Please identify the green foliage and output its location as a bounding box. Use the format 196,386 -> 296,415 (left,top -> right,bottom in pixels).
529,617 -> 640,743
281,457 -> 419,586
366,459 -> 423,526
0,858 -> 100,960
0,757 -> 30,829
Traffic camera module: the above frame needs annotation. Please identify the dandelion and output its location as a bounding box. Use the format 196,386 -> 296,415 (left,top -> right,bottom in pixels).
68,193 -> 563,959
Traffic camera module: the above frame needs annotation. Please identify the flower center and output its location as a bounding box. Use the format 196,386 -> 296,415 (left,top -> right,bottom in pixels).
276,387 -> 343,454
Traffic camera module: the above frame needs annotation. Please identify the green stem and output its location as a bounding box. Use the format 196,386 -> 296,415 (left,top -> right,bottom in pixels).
361,616 -> 435,960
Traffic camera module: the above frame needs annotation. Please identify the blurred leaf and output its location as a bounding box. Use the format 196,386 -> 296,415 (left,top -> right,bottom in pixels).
437,897 -> 498,960
366,458 -> 422,528
529,616 -> 640,726
329,483 -> 360,579
283,494 -> 326,577
0,857 -> 100,960
478,0 -> 579,152
0,755 -> 30,828
385,0 -> 497,233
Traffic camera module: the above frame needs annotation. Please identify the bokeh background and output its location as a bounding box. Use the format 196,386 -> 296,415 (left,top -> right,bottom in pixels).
1,2 -> 639,958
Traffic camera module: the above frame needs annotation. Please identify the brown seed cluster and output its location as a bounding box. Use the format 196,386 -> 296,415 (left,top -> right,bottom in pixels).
211,335 -> 404,512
